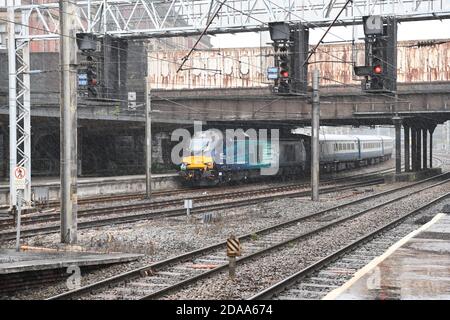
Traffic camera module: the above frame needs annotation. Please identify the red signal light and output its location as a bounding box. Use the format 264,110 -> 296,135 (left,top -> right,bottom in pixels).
280,70 -> 289,78
90,78 -> 97,85
373,65 -> 382,74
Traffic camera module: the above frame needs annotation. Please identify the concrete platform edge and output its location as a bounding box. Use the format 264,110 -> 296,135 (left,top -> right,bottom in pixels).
322,213 -> 445,300
0,252 -> 144,275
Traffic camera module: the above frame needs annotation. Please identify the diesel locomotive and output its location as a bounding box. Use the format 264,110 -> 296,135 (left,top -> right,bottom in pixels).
179,131 -> 393,186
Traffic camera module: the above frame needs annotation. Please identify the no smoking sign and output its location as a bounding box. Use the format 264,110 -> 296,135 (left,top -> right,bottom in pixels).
14,166 -> 26,189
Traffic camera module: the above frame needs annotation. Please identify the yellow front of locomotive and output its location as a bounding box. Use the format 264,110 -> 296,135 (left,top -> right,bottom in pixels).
179,132 -> 220,185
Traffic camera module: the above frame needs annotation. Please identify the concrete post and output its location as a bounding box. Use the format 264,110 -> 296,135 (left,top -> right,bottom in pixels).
15,189 -> 22,252
422,129 -> 427,170
311,69 -> 320,201
393,118 -> 402,174
228,256 -> 236,279
411,127 -> 417,171
404,125 -> 410,172
59,0 -> 78,244
145,78 -> 152,199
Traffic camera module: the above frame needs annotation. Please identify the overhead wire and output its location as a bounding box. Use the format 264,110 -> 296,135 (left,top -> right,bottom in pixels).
3,2 -> 441,115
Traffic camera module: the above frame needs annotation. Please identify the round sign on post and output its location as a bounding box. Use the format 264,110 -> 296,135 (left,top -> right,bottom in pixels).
363,15 -> 383,35
14,166 -> 26,189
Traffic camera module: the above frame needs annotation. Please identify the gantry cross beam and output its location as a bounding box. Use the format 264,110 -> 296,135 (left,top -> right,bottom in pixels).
8,0 -> 450,40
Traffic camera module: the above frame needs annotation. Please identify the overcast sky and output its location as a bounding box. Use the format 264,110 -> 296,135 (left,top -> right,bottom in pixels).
210,20 -> 450,48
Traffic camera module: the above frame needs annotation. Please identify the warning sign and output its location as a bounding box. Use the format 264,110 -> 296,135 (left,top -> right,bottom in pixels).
226,235 -> 241,257
14,166 -> 26,189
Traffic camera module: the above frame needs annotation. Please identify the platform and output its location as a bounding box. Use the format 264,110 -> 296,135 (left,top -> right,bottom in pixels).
384,167 -> 442,183
0,247 -> 143,275
0,173 -> 180,205
324,210 -> 450,300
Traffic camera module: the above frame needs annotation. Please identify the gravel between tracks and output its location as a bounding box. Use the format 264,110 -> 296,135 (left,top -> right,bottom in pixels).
160,181 -> 450,300
2,182 -> 394,299
2,156 -> 448,300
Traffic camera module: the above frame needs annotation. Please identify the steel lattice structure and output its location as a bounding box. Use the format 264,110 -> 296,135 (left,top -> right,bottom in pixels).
7,0 -> 450,39
6,4 -> 31,207
2,0 -> 450,207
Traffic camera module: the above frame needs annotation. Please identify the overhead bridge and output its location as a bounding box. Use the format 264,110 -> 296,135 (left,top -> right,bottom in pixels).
151,82 -> 450,127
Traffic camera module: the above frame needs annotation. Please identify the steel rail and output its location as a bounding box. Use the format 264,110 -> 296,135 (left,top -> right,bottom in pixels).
46,173 -> 449,300
0,166 -> 397,230
0,178 -> 384,241
138,177 -> 450,300
248,192 -> 450,300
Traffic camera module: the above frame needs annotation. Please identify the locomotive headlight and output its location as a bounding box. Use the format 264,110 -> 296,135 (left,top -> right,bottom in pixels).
180,163 -> 187,170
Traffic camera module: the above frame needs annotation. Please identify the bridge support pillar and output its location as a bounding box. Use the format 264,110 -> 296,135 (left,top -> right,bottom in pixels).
422,129 -> 427,170
393,118 -> 402,174
411,127 -> 417,171
417,128 -> 422,171
404,125 -> 410,172
429,125 -> 436,168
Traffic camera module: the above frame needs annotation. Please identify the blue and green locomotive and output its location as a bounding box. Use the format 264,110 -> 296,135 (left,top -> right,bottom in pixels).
179,131 -> 393,186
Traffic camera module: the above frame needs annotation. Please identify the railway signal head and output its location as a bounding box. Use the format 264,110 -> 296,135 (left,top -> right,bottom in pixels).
86,56 -> 98,97
373,65 -> 382,74
356,16 -> 397,93
279,47 -> 289,78
270,23 -> 308,95
278,46 -> 290,93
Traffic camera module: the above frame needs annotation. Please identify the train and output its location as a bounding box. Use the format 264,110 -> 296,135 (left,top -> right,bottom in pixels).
179,131 -> 394,186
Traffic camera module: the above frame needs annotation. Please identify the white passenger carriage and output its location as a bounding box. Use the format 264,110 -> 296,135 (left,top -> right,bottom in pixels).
316,134 -> 394,172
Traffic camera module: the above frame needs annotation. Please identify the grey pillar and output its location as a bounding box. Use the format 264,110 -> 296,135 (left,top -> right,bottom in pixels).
404,126 -> 410,172
429,126 -> 436,168
422,129 -> 427,170
417,128 -> 422,170
59,0 -> 78,244
394,118 -> 402,174
145,78 -> 152,199
411,127 -> 417,171
311,69 -> 320,201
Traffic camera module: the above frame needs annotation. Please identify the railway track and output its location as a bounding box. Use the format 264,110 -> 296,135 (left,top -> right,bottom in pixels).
0,163 -> 399,214
0,177 -> 384,241
248,193 -> 449,300
0,164 -> 400,231
0,166 -> 400,233
46,172 -> 450,300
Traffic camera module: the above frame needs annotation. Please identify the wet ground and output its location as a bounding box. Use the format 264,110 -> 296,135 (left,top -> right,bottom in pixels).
329,213 -> 450,300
